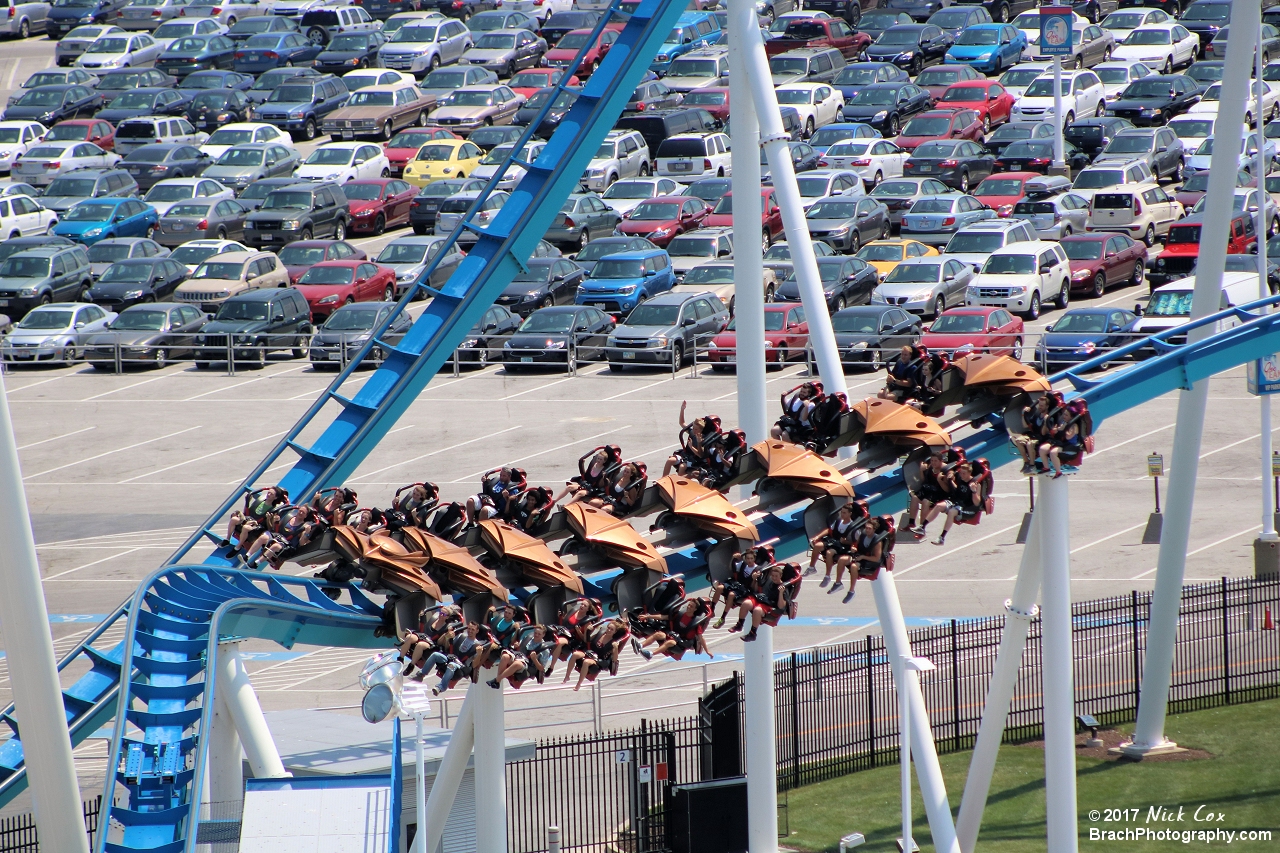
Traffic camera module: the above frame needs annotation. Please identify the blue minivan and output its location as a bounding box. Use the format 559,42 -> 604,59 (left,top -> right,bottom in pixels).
650,11 -> 722,76
575,248 -> 675,315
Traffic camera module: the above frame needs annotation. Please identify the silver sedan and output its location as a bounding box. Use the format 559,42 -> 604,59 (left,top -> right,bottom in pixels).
0,302 -> 116,365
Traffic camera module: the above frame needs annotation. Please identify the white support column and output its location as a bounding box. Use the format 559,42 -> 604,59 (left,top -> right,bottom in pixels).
426,689 -> 476,853
728,0 -> 767,447
956,507 -> 1044,853
736,11 -> 847,398
899,657 -> 913,853
414,711 -> 428,853
744,624 -> 778,853
1052,57 -> 1064,171
473,667 -> 506,853
207,664 -> 244,809
1257,26 -> 1276,544
871,571 -> 960,853
1038,476 -> 1077,853
0,371 -> 89,853
215,643 -> 287,779
1130,0 -> 1260,755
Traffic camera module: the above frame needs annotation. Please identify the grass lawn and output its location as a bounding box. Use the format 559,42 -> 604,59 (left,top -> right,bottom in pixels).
782,699 -> 1280,852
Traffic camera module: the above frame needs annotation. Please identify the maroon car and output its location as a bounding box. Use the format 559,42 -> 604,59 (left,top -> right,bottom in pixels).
893,109 -> 984,152
343,178 -> 418,235
681,87 -> 729,122
615,195 -> 710,247
921,306 -> 1023,357
276,240 -> 368,285
1061,233 -> 1148,298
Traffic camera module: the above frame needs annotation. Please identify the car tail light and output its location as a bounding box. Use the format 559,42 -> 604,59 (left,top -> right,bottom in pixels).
264,50 -> 278,58
940,159 -> 957,167
452,0 -> 463,6
211,6 -> 222,13
411,200 -> 420,208
563,216 -> 576,228
1052,212 -> 1062,223
850,158 -> 871,166
1132,197 -> 1142,214
151,8 -> 163,15
997,204 -> 1014,217
942,216 -> 955,226
703,158 -> 712,170
179,7 -> 185,14
994,159 -> 1005,169
635,102 -> 645,110
235,51 -> 245,57
1029,157 -> 1050,166
197,218 -> 208,229
8,7 -> 16,17
45,161 -> 60,169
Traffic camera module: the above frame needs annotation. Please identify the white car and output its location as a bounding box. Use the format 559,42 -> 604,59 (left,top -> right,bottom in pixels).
1011,69 -> 1105,126
821,139 -> 908,187
1186,134 -> 1280,174
341,69 -> 418,92
0,303 -> 116,365
472,139 -> 547,191
1189,80 -> 1280,128
75,32 -> 163,69
0,194 -> 57,238
667,227 -> 733,277
500,0 -> 570,23
1068,158 -> 1155,202
1166,115 -> 1238,163
965,240 -> 1071,320
1099,7 -> 1171,40
0,121 -> 46,173
180,0 -> 274,26
584,129 -> 650,193
149,18 -> 228,50
795,169 -> 865,211
142,178 -> 236,216
776,83 -> 843,137
1111,23 -> 1199,74
654,132 -> 732,182
1013,9 -> 1089,59
600,177 -> 683,215
293,142 -> 390,183
661,48 -> 728,94
167,238 -> 251,273
198,122 -> 291,159
11,141 -> 119,187
1084,183 -> 1182,245
997,62 -> 1053,99
1092,60 -> 1153,100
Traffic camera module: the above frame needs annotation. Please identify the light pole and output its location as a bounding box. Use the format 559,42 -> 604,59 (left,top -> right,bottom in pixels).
1255,22 -> 1277,555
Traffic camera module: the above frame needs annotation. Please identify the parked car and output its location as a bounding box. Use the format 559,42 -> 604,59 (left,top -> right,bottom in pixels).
167,237 -> 249,272
407,176 -> 484,233
81,255 -> 188,309
140,177 -> 233,217
839,81 -> 933,135
54,198 -> 158,245
575,248 -> 675,314
74,32 -> 164,70
154,33 -> 238,77
0,244 -> 93,318
120,143 -> 213,190
944,22 -> 1025,73
775,255 -> 877,310
1063,115 -> 1134,156
81,301 -> 208,368
1111,23 -> 1199,74
231,32 -> 324,74
85,236 -> 169,277
198,121 -> 291,158
98,88 -> 194,125
54,25 -> 125,63
1086,185 -> 1183,247
294,142 -> 390,184
308,300 -> 414,368
570,235 -> 658,275
705,302 -> 810,370
323,83 -> 436,142
1010,69 -> 1105,126
826,304 -> 919,369
253,74 -> 350,141
1035,306 -> 1140,369
431,187 -> 507,245
494,257 -> 585,316
184,88 -> 253,131
1105,74 -> 1201,127
901,193 -> 996,244
224,14 -> 299,41
39,169 -> 137,215
3,84 -> 102,126
377,17 -> 474,76
154,197 -> 250,245
243,67 -> 321,108
544,193 -> 622,250
313,31 -> 388,74
993,139 -> 1091,176
614,195 -> 710,247
192,285 -> 313,367
200,142 -> 301,191
1061,231 -> 1147,297
276,239 -> 366,284
42,118 -> 116,151
502,304 -> 614,369
425,84 -> 524,136
965,240 -> 1071,319
868,175 -> 954,227
243,182 -> 350,246
921,305 -> 1023,356
804,194 -> 890,252
872,255 -> 976,317
0,301 -> 112,364
294,259 -> 396,322
603,290 -> 727,369
173,248 -> 289,311
373,234 -> 463,296
342,178 -> 417,235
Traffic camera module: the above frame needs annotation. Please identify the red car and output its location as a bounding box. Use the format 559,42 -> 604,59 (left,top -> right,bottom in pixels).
706,303 -> 809,369
763,17 -> 870,61
912,64 -> 983,100
545,28 -> 618,76
935,80 -> 1014,131
681,87 -> 729,122
508,67 -> 580,99
1061,232 -> 1148,297
973,171 -> 1040,217
44,118 -> 115,151
383,127 -> 461,177
921,306 -> 1024,357
276,240 -> 368,285
703,187 -> 783,246
893,109 -> 983,152
615,195 -> 710,247
295,260 -> 397,322
343,178 -> 419,235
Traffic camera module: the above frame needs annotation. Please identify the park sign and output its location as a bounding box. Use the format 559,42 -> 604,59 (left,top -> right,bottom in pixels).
1038,6 -> 1074,57
1247,353 -> 1280,395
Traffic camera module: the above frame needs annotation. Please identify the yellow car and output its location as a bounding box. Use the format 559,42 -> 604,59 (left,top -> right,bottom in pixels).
402,139 -> 485,187
855,239 -> 938,280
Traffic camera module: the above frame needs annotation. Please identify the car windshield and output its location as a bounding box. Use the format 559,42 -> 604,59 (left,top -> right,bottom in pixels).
509,70 -> 551,89
262,191 -> 312,210
192,92 -> 231,109
1181,3 -> 1228,21
1054,312 -> 1109,332
830,312 -> 882,333
87,38 -> 130,54
88,243 -> 132,263
1166,224 -> 1200,244
770,58 -> 810,74
110,92 -> 158,108
325,306 -> 381,330
947,233 -> 1005,253
345,183 -> 388,202
1121,79 -> 1176,99
1062,240 -> 1104,260
990,124 -> 1034,142
193,260 -> 246,279
1000,68 -> 1046,89
1025,78 -> 1071,97
555,31 -> 592,49
111,309 -> 170,330
393,25 -> 438,42
1096,67 -> 1135,85
44,125 -> 89,141
170,245 -> 222,265
872,180 -> 922,197
849,88 -> 897,106
66,204 -> 114,222
207,129 -> 254,147
591,259 -> 644,278
0,257 -> 50,278
1147,290 -> 1193,316
668,58 -> 718,77
147,184 -> 196,202
169,36 -> 212,52
811,129 -> 861,149
815,262 -> 847,282
168,203 -> 211,217
377,242 -> 429,264
684,90 -> 726,106
807,201 -> 859,220
100,264 -> 152,282
232,18 -> 282,33
17,90 -> 67,107
423,70 -> 471,90
683,265 -> 733,284
932,313 -> 987,333
629,202 -> 680,221
451,91 -> 496,106
16,309 -> 71,329
1180,173 -> 1211,192
45,178 -> 97,197
875,29 -> 920,45
903,118 -> 955,138
389,131 -> 437,150
267,85 -> 315,104
1105,134 -> 1154,153
300,266 -> 354,285
825,142 -> 871,158
909,198 -> 955,213
797,176 -> 840,197
154,22 -> 195,37
955,28 -> 998,45
975,178 -> 1026,196
667,236 -> 716,257
982,253 -> 1036,274
329,34 -> 371,50
306,148 -> 354,166
518,311 -> 574,332
346,91 -> 395,107
916,68 -> 964,87
940,86 -> 988,102
216,301 -> 269,321
885,263 -> 938,282
1186,63 -> 1222,84
1005,141 -> 1054,157
856,244 -> 903,262
1073,169 -> 1123,189
625,304 -> 679,326
474,33 -> 517,49
217,148 -> 263,166
1122,29 -> 1172,45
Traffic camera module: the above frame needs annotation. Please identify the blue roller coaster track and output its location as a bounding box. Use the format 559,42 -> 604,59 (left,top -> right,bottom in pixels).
0,10 -> 1276,845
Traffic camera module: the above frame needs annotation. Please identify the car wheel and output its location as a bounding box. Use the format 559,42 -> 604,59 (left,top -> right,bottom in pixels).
540,294 -> 553,309
382,284 -> 394,301
1023,291 -> 1040,320
671,340 -> 683,367
413,224 -> 428,235
300,227 -> 313,240
416,110 -> 428,127
1271,217 -> 1280,239
1091,272 -> 1105,298
292,334 -> 307,359
762,228 -> 771,250
765,283 -> 775,301
639,162 -> 650,176
153,348 -> 167,369
1163,57 -> 1172,74
932,294 -> 944,318
1132,262 -> 1144,287
1143,223 -> 1155,246
994,1 -> 1008,22
804,116 -> 814,138
848,231 -> 859,252
460,8 -> 472,21
215,226 -> 226,239
1171,160 -> 1183,183
982,115 -> 990,133
227,15 -> 236,25
909,56 -> 921,75
381,119 -> 394,141
835,294 -> 846,310
1011,337 -> 1023,360
18,19 -> 28,38
1064,111 -> 1074,126
145,224 -> 156,239
505,60 -> 516,77
307,26 -> 327,45
1056,279 -> 1069,310
195,361 -> 210,370
334,219 -> 346,240
772,345 -> 788,369
302,118 -> 317,141
888,115 -> 899,135
578,228 -> 589,250
429,54 -> 441,72
872,170 -> 882,187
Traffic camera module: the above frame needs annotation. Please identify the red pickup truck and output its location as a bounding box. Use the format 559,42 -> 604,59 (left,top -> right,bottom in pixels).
763,18 -> 871,60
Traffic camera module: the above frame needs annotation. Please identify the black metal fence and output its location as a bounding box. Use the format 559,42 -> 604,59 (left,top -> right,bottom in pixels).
504,574 -> 1280,852
0,796 -> 100,853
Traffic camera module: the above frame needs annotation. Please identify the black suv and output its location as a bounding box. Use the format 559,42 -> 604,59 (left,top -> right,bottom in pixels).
615,108 -> 722,163
193,287 -> 314,367
244,182 -> 351,248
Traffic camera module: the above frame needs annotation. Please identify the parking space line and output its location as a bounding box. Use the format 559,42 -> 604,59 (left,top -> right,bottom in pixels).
17,426 -> 95,450
449,426 -> 632,483
79,371 -> 184,402
1090,422 -> 1174,456
1070,521 -> 1147,554
42,548 -> 143,582
604,377 -> 679,401
350,425 -> 523,482
3,373 -> 73,394
231,424 -> 417,485
179,365 -> 310,402
116,431 -> 288,484
1131,525 -> 1261,579
502,375 -> 576,400
22,426 -> 201,480
893,522 -> 1022,577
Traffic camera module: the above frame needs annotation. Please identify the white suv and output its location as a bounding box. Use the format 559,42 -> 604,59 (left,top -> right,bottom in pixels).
654,132 -> 732,183
584,130 -> 651,192
1086,183 -> 1183,246
966,241 -> 1071,321
941,219 -> 1038,269
1011,69 -> 1106,126
1068,157 -> 1154,202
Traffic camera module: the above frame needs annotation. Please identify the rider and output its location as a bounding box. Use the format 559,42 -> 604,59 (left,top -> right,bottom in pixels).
466,467 -> 525,524
603,462 -> 647,516
223,485 -> 288,550
710,547 -> 760,629
921,461 -> 983,546
1012,395 -> 1050,474
772,383 -> 821,442
807,502 -> 863,587
878,346 -> 920,404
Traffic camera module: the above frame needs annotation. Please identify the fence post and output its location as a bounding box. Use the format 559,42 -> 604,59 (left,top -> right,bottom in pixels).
1222,576 -> 1231,704
950,619 -> 961,751
866,633 -> 876,769
1131,589 -> 1142,709
114,336 -> 123,374
671,338 -> 678,379
812,648 -> 822,701
593,681 -> 602,734
789,652 -> 800,790
453,348 -> 460,377
226,337 -> 235,377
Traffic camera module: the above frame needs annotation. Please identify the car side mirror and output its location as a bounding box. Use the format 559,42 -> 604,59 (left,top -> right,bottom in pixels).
1039,264 -> 1052,273
645,268 -> 657,276
682,316 -> 695,326
1133,304 -> 1144,316
1045,324 -> 1054,332
272,311 -> 284,322
74,320 -> 85,329
484,321 -> 497,331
